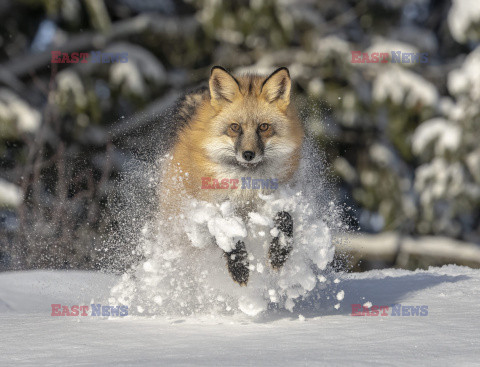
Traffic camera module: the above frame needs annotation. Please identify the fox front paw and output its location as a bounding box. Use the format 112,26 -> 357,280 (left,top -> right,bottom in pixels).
268,211 -> 293,269
225,240 -> 249,286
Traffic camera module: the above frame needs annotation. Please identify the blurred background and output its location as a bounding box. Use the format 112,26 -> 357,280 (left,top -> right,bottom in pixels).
1,0 -> 479,272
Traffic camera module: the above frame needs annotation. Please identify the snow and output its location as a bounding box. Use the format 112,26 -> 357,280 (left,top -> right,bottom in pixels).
363,301 -> 372,308
336,290 -> 344,301
365,37 -> 419,59
56,70 -> 88,109
109,186 -> 335,317
372,65 -> 438,108
411,118 -> 461,159
109,42 -> 167,97
448,0 -> 480,44
110,61 -> 146,96
414,157 -> 480,236
415,158 -> 463,204
0,178 -> 23,208
1,265 -> 479,365
314,35 -> 351,59
448,46 -> 480,101
0,88 -> 41,134
411,46 -> 480,237
104,143 -> 338,318
466,148 -> 480,183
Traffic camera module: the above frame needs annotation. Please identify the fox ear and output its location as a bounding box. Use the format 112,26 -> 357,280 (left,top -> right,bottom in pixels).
209,66 -> 241,109
261,67 -> 291,110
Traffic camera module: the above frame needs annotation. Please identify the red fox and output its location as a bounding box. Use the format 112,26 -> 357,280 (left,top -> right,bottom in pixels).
159,66 -> 304,286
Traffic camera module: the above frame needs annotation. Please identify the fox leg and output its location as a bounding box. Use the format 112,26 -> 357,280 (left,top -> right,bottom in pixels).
268,211 -> 293,269
225,240 -> 249,286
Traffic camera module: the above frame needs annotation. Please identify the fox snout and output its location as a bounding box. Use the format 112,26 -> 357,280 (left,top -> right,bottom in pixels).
235,134 -> 264,165
236,148 -> 262,165
242,151 -> 255,161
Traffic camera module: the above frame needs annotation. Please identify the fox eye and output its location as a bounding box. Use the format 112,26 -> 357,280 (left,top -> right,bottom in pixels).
259,123 -> 270,132
230,123 -> 241,132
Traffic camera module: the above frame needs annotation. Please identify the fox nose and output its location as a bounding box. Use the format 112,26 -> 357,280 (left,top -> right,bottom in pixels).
242,151 -> 255,161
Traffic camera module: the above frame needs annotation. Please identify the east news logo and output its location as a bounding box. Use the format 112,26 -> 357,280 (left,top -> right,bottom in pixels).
351,51 -> 428,64
51,304 -> 128,316
201,177 -> 278,190
351,304 -> 428,316
51,51 -> 128,64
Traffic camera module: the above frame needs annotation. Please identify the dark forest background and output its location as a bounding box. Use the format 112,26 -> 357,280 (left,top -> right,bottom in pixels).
1,0 -> 479,272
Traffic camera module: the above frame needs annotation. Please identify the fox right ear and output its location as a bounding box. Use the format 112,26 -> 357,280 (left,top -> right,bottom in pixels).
209,66 -> 241,109
261,67 -> 291,111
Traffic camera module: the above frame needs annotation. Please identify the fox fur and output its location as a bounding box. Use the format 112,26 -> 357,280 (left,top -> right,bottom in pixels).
158,66 -> 304,285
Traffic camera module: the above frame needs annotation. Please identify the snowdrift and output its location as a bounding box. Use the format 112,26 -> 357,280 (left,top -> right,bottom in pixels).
1,265 -> 479,365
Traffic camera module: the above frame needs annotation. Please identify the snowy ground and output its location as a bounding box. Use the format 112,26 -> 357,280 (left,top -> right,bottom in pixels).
0,265 -> 479,366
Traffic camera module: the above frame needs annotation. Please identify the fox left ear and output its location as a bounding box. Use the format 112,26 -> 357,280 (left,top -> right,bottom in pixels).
209,66 -> 241,110
261,67 -> 291,110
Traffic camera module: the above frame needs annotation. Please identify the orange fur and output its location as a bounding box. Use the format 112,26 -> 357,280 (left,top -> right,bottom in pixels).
159,67 -> 304,218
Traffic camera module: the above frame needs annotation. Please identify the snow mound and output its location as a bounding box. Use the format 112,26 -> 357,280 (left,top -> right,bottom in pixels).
109,184 -> 335,317
1,266 -> 480,365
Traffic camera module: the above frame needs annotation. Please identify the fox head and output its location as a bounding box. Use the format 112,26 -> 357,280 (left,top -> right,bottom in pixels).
204,66 -> 304,175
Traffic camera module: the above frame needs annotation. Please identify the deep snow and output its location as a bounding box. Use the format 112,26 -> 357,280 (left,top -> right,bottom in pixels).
108,145 -> 340,318
1,265 -> 479,366
109,187 -> 335,317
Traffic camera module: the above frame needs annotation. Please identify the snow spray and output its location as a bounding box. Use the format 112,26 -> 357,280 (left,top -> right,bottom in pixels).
106,107 -> 351,317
